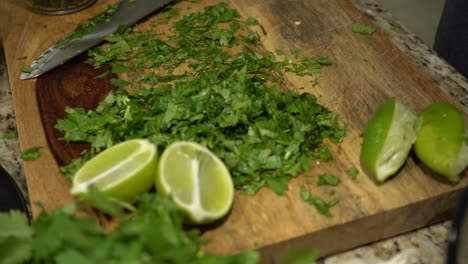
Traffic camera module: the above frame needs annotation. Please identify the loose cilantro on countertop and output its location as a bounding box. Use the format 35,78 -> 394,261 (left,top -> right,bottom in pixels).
300,185 -> 339,217
352,22 -> 376,35
56,2 -> 346,195
20,146 -> 41,161
2,131 -> 18,139
0,193 -> 260,264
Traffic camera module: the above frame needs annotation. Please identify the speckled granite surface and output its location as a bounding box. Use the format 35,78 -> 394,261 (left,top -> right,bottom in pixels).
1,0 -> 467,263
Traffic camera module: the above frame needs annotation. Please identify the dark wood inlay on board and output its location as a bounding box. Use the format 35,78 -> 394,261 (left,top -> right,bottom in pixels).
36,54 -> 115,166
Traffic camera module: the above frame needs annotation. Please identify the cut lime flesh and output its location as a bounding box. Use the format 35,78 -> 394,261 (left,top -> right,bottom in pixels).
71,139 -> 157,202
361,98 -> 417,182
156,141 -> 234,224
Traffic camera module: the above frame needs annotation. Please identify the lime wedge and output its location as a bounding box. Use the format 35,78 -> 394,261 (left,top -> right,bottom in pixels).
156,141 -> 234,224
414,102 -> 468,182
361,98 -> 417,182
70,139 -> 157,201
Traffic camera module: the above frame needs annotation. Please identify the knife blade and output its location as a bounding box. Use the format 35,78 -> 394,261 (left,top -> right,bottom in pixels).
20,0 -> 175,80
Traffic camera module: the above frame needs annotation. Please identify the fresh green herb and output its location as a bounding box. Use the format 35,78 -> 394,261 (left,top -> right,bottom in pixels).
163,5 -> 181,19
60,156 -> 89,181
347,166 -> 359,180
56,2 -> 345,194
275,49 -> 285,56
17,56 -> 28,60
0,211 -> 32,264
55,3 -> 120,47
300,185 -> 339,217
2,131 -> 18,139
266,176 -> 290,195
94,71 -> 110,79
20,66 -> 32,73
283,248 -> 318,264
20,146 -> 41,161
244,17 -> 258,25
311,146 -> 333,161
0,193 -> 260,263
317,173 -> 341,186
352,22 -> 376,35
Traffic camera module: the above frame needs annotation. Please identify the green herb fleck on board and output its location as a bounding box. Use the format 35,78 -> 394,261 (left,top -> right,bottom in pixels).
300,185 -> 339,217
352,22 -> 376,35
347,166 -> 360,180
17,56 -> 28,60
21,66 -> 32,73
317,173 -> 341,186
20,146 -> 41,161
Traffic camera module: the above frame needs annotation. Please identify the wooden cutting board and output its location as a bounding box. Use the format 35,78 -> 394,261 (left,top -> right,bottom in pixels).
2,0 -> 467,261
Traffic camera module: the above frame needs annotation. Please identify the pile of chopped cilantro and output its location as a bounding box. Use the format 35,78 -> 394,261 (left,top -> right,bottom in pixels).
55,2 -> 345,195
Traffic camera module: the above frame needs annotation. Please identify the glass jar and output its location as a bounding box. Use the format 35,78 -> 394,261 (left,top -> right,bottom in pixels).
26,0 -> 97,15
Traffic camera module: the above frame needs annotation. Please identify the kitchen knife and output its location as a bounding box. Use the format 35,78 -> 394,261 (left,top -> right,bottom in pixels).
20,0 -> 175,80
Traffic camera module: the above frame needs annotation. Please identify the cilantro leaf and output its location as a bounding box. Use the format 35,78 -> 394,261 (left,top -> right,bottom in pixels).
20,146 -> 41,161
0,211 -> 33,264
347,166 -> 359,180
283,248 -> 318,264
20,66 -> 32,73
317,173 -> 341,186
266,177 -> 289,195
300,185 -> 339,217
1,193 -> 260,263
352,22 -> 376,35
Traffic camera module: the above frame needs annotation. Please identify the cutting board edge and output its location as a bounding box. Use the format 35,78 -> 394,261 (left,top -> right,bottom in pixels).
255,187 -> 462,263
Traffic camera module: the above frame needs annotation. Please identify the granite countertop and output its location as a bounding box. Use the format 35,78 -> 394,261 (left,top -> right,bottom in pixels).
1,0 -> 467,263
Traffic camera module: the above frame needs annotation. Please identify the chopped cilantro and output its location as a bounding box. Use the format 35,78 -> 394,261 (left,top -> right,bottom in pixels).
20,66 -> 32,73
56,2 -> 345,195
266,177 -> 290,195
94,71 -> 110,79
300,185 -> 339,217
352,22 -> 376,35
20,146 -> 41,161
55,3 -> 120,47
283,248 -> 318,264
317,173 -> 341,186
347,166 -> 359,180
311,146 -> 333,161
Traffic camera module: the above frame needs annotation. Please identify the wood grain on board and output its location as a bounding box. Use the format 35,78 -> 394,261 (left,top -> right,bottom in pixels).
1,0 -> 467,262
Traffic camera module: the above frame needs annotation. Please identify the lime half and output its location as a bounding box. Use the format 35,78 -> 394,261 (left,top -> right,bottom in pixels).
70,139 -> 157,202
414,102 -> 468,182
156,141 -> 234,224
361,98 -> 417,182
